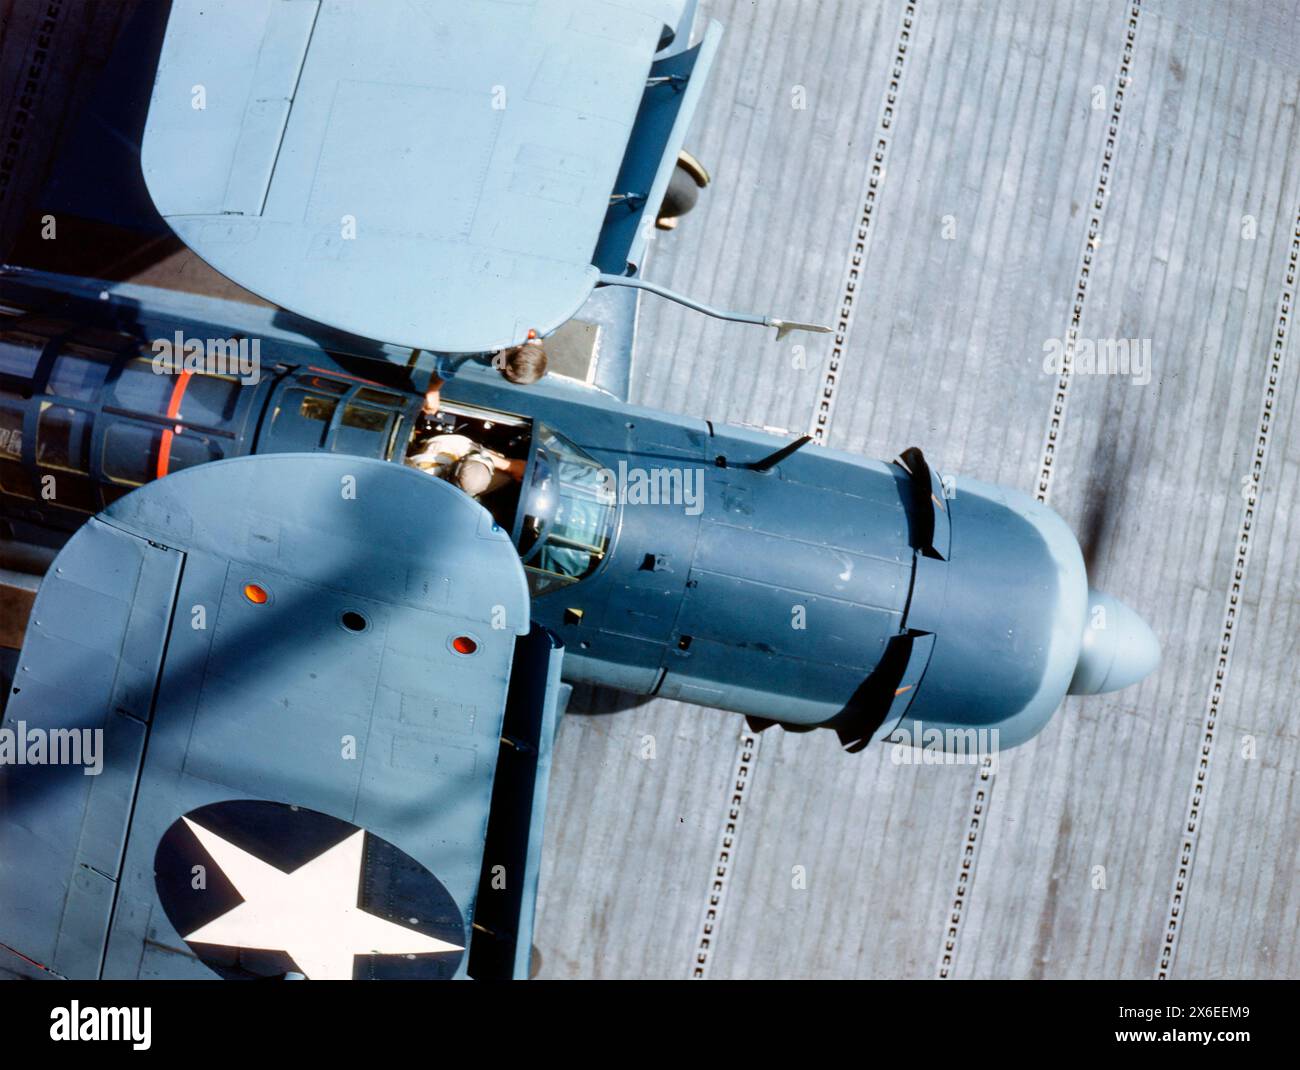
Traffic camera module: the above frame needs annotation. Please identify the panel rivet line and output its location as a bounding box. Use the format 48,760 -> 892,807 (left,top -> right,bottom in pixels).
689,0 -> 921,978
1156,199 -> 1300,980
936,2 -> 1143,980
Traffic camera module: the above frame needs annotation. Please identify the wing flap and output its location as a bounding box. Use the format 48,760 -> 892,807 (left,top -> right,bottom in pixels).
594,19 -> 722,275
222,0 -> 320,215
0,520 -> 182,976
146,0 -> 319,218
468,625 -> 564,979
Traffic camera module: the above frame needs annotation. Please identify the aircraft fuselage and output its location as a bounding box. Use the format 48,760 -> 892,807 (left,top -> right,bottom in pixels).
0,269 -> 1157,752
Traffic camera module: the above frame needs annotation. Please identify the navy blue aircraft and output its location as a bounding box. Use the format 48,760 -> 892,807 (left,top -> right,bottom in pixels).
0,0 -> 1157,981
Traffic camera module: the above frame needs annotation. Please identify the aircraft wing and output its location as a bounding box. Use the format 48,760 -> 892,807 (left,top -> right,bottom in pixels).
141,0 -> 711,356
0,454 -> 563,980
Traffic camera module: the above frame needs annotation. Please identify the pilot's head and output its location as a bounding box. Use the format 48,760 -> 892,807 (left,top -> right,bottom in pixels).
455,456 -> 494,497
498,332 -> 547,385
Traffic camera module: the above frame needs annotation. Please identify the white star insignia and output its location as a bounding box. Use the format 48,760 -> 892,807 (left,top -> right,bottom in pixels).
181,817 -> 462,979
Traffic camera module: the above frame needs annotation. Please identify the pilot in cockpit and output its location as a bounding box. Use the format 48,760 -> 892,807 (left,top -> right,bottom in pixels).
406,432 -> 525,500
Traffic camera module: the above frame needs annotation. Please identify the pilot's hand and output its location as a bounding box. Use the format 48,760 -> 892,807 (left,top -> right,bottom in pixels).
490,454 -> 527,482
422,377 -> 443,415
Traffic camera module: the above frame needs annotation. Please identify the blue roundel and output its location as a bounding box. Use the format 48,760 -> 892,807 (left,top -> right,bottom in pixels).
154,800 -> 465,980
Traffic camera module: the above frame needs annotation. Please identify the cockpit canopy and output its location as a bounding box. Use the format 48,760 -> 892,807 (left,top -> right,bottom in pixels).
516,425 -> 617,595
